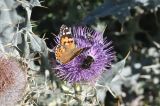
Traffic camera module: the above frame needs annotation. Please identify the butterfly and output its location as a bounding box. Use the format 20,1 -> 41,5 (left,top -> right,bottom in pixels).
54,25 -> 84,64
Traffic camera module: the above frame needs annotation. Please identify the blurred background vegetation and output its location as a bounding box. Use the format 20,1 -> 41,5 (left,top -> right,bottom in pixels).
30,0 -> 160,105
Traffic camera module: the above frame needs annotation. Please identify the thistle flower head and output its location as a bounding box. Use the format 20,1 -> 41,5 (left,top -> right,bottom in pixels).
0,54 -> 27,106
53,26 -> 115,83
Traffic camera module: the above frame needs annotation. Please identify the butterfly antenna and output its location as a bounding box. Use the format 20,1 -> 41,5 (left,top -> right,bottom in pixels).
51,33 -> 59,44
51,33 -> 57,37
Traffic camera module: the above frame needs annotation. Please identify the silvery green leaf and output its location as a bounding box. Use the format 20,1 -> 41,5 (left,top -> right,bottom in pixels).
0,0 -> 24,54
153,41 -> 160,49
96,51 -> 130,103
29,33 -> 49,70
135,0 -> 149,6
30,0 -> 41,7
147,0 -> 160,9
82,0 -> 142,24
98,51 -> 130,85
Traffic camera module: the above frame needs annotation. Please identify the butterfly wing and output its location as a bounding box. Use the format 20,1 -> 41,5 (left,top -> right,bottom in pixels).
59,25 -> 72,38
55,45 -> 84,64
61,48 -> 84,64
55,45 -> 65,62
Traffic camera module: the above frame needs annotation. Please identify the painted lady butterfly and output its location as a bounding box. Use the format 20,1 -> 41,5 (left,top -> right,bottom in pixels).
55,25 -> 84,64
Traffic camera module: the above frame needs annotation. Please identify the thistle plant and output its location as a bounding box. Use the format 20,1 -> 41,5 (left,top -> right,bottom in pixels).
0,0 -> 49,105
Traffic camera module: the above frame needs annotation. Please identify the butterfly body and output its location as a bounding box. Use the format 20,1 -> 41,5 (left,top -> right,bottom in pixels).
55,25 -> 84,64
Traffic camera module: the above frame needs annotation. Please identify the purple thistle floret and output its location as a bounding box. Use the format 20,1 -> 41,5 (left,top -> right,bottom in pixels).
54,26 -> 115,83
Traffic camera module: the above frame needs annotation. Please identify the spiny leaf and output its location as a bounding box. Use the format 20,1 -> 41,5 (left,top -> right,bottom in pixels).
82,0 -> 142,24
96,51 -> 130,102
98,51 -> 130,85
